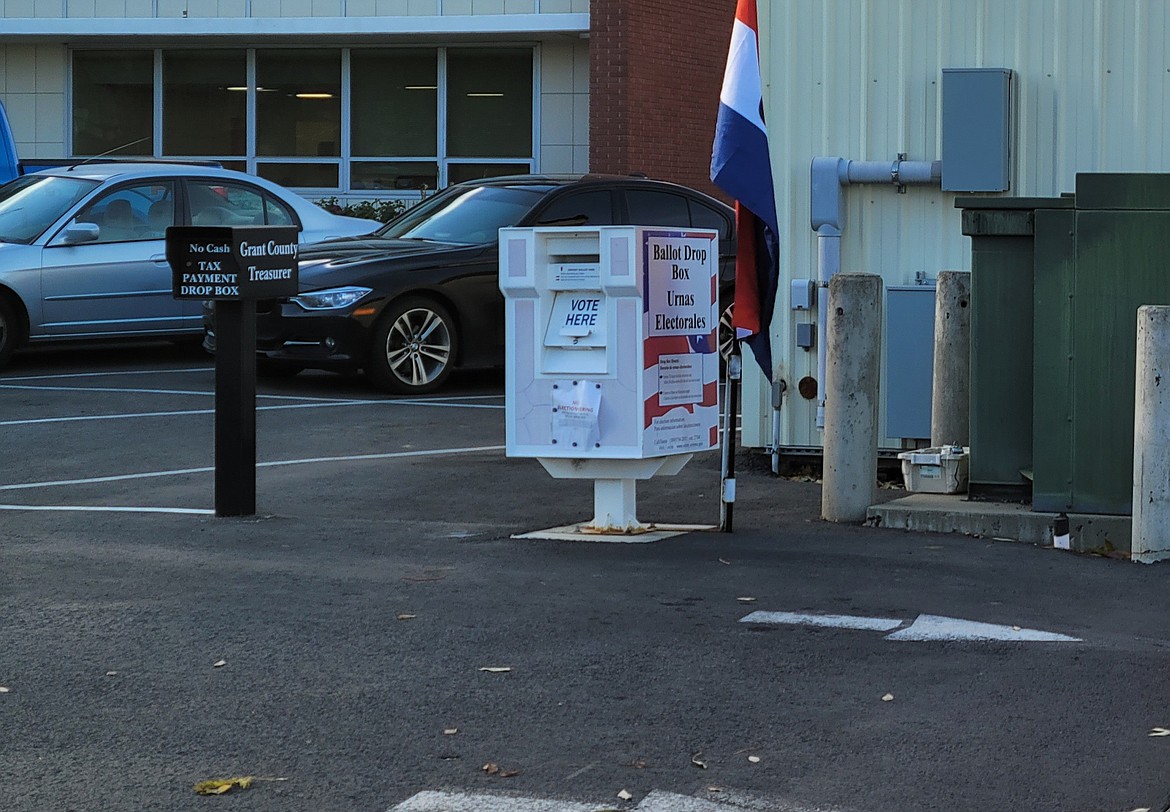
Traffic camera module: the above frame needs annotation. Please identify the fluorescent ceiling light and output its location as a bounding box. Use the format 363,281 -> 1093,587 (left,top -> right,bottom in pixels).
296,92 -> 335,99
404,85 -> 438,91
466,92 -> 504,98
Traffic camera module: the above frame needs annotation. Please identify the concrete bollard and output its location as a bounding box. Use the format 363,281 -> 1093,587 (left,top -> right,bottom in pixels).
822,273 -> 882,522
931,270 -> 971,448
1132,305 -> 1170,563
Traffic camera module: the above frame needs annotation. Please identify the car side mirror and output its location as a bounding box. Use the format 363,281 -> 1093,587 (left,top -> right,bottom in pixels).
61,222 -> 100,245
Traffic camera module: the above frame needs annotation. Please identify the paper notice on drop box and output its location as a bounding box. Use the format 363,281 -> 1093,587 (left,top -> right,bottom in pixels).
657,353 -> 703,406
551,380 -> 602,450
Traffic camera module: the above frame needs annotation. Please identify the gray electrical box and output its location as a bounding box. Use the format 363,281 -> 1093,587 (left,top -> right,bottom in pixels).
791,278 -> 816,310
885,285 -> 935,440
796,322 -> 815,350
941,68 -> 1012,193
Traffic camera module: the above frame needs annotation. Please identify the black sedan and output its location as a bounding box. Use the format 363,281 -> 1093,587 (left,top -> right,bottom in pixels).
204,174 -> 736,394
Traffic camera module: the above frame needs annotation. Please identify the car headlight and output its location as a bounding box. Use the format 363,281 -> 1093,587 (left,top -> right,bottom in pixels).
291,286 -> 373,311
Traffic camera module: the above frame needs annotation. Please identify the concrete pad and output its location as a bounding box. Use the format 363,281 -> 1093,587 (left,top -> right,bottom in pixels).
867,493 -> 1132,553
513,522 -> 716,543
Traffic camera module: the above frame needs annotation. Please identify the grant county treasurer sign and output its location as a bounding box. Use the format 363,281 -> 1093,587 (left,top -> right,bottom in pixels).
168,226 -> 299,300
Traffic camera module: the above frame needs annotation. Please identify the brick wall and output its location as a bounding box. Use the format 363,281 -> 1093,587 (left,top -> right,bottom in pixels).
589,0 -> 736,200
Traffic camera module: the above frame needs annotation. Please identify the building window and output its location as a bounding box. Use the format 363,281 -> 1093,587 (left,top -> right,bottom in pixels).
255,49 -> 342,188
72,51 -> 154,157
446,48 -> 533,159
69,46 -> 536,195
163,50 -> 246,158
351,49 -> 439,192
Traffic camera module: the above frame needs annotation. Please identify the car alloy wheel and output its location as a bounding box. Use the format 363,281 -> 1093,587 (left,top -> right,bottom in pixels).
718,301 -> 736,364
368,296 -> 457,394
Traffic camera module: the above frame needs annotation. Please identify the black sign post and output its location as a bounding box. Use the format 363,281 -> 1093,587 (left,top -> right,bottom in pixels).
168,225 -> 299,517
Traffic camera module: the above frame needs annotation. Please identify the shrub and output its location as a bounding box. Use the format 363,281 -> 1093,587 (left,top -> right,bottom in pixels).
316,197 -> 406,224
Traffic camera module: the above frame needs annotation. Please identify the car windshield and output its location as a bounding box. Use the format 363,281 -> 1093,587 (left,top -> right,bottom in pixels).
379,184 -> 552,245
0,175 -> 101,244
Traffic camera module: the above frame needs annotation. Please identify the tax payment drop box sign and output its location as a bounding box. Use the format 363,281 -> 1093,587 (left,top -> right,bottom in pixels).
641,229 -> 719,456
168,226 -> 299,300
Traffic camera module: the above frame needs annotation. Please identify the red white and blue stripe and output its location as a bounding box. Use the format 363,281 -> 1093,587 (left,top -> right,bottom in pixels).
710,0 -> 779,381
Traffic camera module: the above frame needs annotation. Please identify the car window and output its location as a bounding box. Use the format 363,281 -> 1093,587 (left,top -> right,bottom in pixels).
380,184 -> 548,244
0,175 -> 100,245
264,195 -> 296,226
625,190 -> 690,228
188,181 -> 270,227
689,199 -> 731,242
73,181 -> 175,244
534,190 -> 614,227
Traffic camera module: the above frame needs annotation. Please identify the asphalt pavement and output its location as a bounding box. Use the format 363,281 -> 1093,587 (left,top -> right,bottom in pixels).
2,342 -> 1170,812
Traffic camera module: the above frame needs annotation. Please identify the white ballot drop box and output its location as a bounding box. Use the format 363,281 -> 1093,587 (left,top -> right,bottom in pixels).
499,226 -> 719,533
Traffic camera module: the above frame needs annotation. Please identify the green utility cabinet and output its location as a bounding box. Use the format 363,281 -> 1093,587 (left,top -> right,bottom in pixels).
960,174 -> 1170,516
1038,175 -> 1170,514
958,197 -> 1073,501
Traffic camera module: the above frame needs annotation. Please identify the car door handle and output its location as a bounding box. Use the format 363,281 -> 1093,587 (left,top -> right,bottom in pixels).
151,254 -> 167,264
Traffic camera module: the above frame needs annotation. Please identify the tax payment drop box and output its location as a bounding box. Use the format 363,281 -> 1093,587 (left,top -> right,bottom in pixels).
500,226 -> 719,460
168,225 -> 299,300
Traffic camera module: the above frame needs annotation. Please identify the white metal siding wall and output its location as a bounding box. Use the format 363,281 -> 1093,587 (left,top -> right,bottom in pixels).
746,0 -> 1170,450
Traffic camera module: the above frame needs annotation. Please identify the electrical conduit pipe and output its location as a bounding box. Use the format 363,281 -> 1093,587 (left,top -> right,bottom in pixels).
809,156 -> 942,427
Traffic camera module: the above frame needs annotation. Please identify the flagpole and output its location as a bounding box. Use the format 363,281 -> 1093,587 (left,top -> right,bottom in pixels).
720,341 -> 742,532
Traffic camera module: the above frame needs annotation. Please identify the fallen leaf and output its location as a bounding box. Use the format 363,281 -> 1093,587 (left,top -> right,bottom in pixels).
707,786 -> 723,792
690,752 -> 707,769
747,755 -> 761,763
0,686 -> 9,693
479,667 -> 512,673
482,763 -> 499,775
213,660 -> 227,668
881,693 -> 895,702
718,558 -> 731,565
401,570 -> 450,582
105,671 -> 119,677
193,776 -> 253,795
397,614 -> 417,621
617,789 -> 633,800
1149,727 -> 1170,737
499,769 -> 520,778
1012,626 -> 1021,632
443,728 -> 459,735
629,758 -> 648,769
736,597 -> 756,603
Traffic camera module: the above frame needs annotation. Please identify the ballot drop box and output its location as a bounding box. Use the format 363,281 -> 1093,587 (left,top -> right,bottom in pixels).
500,226 -> 719,533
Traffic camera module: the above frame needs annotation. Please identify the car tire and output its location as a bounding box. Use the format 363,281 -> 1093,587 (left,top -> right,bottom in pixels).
366,296 -> 458,394
0,295 -> 18,370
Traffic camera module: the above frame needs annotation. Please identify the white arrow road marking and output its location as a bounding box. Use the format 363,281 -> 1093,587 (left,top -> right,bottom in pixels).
886,614 -> 1081,642
740,610 -> 1081,643
739,610 -> 902,631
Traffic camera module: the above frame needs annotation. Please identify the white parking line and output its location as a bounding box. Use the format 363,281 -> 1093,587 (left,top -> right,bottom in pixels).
0,445 -> 506,492
391,792 -> 599,812
0,367 -> 214,381
0,380 -> 504,426
0,504 -> 214,515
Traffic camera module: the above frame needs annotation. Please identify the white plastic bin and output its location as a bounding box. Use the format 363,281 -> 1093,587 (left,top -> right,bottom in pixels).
898,446 -> 969,494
